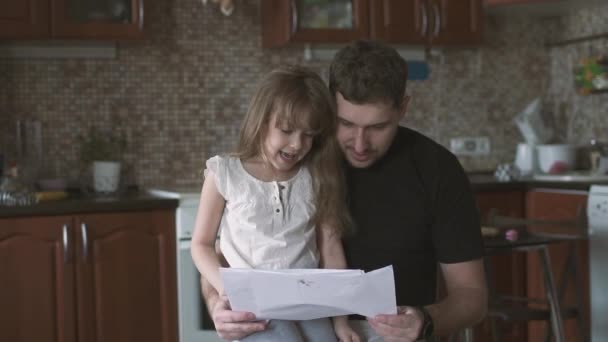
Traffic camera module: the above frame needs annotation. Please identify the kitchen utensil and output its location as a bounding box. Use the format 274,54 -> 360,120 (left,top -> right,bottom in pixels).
590,139 -> 608,174
537,144 -> 576,174
514,98 -> 553,145
15,119 -> 43,185
0,163 -> 37,206
514,143 -> 537,175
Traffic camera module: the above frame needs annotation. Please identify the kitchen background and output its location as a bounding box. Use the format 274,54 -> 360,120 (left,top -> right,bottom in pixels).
1,0 -> 607,189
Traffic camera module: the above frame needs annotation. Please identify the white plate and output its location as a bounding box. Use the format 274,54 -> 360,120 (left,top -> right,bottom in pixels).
533,172 -> 608,182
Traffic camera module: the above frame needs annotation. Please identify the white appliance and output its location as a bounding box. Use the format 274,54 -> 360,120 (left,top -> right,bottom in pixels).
148,188 -> 223,342
587,185 -> 608,342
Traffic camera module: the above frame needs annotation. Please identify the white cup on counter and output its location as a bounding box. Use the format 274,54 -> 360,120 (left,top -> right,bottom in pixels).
514,143 -> 537,176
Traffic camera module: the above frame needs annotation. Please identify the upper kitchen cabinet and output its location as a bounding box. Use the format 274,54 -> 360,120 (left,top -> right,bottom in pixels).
262,0 -> 483,48
369,0 -> 428,45
0,0 -> 145,41
484,0 -> 599,16
428,0 -> 483,46
0,0 -> 50,39
371,0 -> 483,46
262,0 -> 370,48
485,0 -> 539,4
52,0 -> 144,39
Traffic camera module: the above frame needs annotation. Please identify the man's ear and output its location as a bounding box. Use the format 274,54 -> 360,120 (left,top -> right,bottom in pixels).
398,95 -> 410,120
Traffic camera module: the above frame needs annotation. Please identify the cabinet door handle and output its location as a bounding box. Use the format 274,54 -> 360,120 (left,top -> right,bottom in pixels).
62,224 -> 70,264
420,1 -> 428,37
291,0 -> 298,34
81,223 -> 89,262
139,0 -> 145,30
383,0 -> 390,27
432,2 -> 441,37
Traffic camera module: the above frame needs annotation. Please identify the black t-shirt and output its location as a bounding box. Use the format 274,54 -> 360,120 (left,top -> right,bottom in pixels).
343,126 -> 483,307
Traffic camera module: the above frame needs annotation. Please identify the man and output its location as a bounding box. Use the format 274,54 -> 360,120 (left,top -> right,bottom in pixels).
202,40 -> 487,341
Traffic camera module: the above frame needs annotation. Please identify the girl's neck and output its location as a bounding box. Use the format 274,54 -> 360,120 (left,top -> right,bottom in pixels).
241,156 -> 300,182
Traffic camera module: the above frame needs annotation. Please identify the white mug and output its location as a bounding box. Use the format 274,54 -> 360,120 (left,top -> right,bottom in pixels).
514,143 -> 536,175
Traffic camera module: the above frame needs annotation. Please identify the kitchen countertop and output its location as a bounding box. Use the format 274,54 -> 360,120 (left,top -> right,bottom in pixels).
0,190 -> 178,218
468,172 -> 608,192
1,174 -> 607,218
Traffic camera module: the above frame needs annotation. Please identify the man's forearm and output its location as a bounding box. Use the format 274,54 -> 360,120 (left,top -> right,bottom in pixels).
427,286 -> 488,336
427,259 -> 488,336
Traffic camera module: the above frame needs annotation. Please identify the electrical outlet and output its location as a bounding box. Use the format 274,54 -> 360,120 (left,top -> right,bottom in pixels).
450,136 -> 490,156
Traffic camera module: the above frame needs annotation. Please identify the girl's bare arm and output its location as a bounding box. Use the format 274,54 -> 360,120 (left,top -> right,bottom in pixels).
317,223 -> 347,269
191,170 -> 226,295
318,224 -> 360,341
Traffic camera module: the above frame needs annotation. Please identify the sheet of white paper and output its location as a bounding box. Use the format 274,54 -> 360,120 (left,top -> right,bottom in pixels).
220,265 -> 396,320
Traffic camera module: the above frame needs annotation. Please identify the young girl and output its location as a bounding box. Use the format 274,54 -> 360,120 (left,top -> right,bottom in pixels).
191,65 -> 360,342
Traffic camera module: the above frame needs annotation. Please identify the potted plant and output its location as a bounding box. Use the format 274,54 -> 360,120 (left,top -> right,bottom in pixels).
79,126 -> 127,193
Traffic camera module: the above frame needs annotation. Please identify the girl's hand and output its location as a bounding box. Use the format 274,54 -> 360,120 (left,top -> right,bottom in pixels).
210,295 -> 267,340
333,316 -> 361,342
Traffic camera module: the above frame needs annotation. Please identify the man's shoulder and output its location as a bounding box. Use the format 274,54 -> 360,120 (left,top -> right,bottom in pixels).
397,126 -> 457,162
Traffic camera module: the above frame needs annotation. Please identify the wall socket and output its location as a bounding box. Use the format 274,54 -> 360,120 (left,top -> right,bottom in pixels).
450,136 -> 491,156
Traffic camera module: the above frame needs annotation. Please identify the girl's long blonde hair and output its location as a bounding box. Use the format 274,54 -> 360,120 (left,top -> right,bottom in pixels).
235,65 -> 352,236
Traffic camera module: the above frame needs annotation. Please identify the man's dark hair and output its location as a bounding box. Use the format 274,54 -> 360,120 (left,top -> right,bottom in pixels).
329,40 -> 408,109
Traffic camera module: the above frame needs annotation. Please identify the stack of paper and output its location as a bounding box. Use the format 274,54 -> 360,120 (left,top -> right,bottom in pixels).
220,265 -> 396,320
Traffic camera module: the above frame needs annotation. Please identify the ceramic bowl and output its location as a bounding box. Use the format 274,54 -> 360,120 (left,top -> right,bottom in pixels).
536,144 -> 576,174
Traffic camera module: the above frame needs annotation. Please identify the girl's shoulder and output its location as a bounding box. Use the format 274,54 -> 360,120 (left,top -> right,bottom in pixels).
205,155 -> 248,197
205,154 -> 243,178
206,154 -> 240,167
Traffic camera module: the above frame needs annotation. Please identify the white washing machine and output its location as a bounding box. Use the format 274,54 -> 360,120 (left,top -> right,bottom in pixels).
587,185 -> 608,342
148,188 -> 223,342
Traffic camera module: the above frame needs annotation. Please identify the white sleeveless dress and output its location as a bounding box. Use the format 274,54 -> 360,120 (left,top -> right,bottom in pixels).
205,155 -> 319,270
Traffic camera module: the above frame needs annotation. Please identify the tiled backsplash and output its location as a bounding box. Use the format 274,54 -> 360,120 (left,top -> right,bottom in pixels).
1,0 -> 607,189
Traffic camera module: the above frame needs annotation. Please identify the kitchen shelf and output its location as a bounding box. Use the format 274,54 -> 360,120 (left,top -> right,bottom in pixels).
547,32 -> 608,48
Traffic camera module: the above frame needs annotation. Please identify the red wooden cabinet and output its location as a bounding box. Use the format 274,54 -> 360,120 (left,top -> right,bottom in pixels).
0,215 -> 76,342
474,191 -> 528,342
0,210 -> 178,342
429,0 -> 483,46
51,0 -> 145,40
262,0 -> 371,48
262,0 -> 483,48
525,190 -> 589,342
474,189 -> 590,342
485,0 -> 557,5
0,0 -> 145,40
369,0 -> 427,45
0,0 -> 49,39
